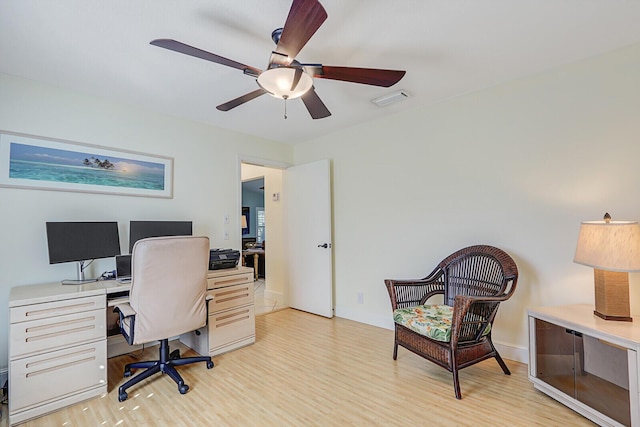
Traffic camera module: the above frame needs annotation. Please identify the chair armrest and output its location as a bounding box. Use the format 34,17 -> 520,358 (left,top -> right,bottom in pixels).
449,294 -> 508,347
385,274 -> 445,310
114,303 -> 136,345
114,302 -> 136,318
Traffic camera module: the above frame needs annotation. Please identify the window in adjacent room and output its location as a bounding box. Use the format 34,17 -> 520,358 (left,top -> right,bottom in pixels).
257,207 -> 265,244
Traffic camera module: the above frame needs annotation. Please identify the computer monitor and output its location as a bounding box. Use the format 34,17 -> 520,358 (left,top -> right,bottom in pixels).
46,221 -> 121,283
128,221 -> 192,253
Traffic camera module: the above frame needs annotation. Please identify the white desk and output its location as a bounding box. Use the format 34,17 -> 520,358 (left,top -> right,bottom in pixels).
8,266 -> 254,426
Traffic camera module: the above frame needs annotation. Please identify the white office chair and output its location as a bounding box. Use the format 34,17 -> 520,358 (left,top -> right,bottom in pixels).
115,236 -> 213,402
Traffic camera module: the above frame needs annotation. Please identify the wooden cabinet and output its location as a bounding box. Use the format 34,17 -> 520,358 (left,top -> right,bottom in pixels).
181,266 -> 255,356
9,293 -> 108,425
529,305 -> 640,426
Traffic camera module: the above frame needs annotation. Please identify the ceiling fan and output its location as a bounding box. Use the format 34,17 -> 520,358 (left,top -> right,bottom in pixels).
150,0 -> 406,119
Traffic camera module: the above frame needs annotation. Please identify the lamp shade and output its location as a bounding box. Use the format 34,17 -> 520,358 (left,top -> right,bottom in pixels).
574,220 -> 640,272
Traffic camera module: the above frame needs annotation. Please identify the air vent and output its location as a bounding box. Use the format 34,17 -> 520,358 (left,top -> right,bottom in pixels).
371,90 -> 409,107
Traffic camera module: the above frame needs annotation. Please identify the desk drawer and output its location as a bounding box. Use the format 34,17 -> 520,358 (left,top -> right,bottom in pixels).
209,305 -> 255,353
10,295 -> 105,324
208,282 -> 253,313
10,340 -> 107,412
11,308 -> 106,358
207,271 -> 253,290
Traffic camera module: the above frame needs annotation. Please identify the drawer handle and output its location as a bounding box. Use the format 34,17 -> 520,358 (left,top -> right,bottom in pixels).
26,355 -> 97,377
215,309 -> 250,322
26,347 -> 96,368
25,301 -> 97,318
215,287 -> 249,297
211,277 -> 250,287
26,315 -> 96,333
215,293 -> 250,304
26,325 -> 96,342
216,315 -> 250,328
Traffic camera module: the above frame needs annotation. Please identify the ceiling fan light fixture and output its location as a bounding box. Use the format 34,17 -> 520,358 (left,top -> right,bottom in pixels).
257,67 -> 313,100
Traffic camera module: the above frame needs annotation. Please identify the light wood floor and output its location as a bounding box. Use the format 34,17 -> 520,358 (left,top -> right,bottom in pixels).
2,309 -> 595,426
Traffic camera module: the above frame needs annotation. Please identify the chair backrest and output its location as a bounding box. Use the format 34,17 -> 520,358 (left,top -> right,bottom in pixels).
129,236 -> 209,344
434,246 -> 518,344
439,245 -> 518,306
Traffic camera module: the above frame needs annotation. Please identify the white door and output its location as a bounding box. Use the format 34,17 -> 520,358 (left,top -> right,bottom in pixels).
286,159 -> 333,318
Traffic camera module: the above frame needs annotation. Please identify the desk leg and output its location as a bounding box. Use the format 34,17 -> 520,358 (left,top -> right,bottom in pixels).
253,253 -> 259,281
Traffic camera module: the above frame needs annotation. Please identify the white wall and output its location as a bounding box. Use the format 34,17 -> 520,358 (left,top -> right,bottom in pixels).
3,40 -> 640,374
0,73 -> 293,372
294,43 -> 640,362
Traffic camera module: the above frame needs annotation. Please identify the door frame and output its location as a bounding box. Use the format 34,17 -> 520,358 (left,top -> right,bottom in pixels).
238,155 -> 291,308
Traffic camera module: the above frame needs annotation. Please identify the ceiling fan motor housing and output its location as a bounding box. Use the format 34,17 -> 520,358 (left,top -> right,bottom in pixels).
271,28 -> 284,44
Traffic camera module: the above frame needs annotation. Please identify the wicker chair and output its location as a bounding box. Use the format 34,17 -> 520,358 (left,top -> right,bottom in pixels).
384,245 -> 518,399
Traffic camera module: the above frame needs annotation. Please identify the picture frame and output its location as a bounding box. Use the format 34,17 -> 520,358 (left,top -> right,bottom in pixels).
242,206 -> 250,235
0,130 -> 173,198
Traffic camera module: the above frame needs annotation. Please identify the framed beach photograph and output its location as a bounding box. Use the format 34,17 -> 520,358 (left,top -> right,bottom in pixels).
0,131 -> 173,198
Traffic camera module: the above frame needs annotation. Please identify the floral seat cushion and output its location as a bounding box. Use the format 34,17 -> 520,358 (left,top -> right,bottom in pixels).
393,304 -> 491,342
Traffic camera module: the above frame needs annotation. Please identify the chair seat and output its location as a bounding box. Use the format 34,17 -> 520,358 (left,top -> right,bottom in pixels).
393,304 -> 491,342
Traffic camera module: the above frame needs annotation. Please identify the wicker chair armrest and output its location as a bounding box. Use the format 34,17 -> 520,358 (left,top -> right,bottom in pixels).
385,276 -> 445,310
449,295 -> 504,348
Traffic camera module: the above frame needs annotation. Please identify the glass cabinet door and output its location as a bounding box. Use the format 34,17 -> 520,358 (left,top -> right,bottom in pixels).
535,319 -> 576,396
575,334 -> 630,426
535,318 -> 632,426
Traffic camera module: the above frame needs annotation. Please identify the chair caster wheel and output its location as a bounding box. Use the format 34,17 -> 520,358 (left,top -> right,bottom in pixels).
170,349 -> 180,359
124,369 -> 132,377
179,384 -> 189,394
207,361 -> 214,369
118,391 -> 128,402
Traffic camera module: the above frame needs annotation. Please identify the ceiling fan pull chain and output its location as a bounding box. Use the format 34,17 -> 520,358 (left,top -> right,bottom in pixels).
284,95 -> 288,119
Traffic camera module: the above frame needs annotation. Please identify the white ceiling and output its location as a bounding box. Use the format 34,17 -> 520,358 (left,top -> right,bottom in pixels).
2,1 -> 640,144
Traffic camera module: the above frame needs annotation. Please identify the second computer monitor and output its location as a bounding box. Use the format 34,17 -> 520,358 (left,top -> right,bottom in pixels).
128,220 -> 192,253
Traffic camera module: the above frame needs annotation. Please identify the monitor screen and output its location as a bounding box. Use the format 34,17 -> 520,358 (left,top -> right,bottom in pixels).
129,221 -> 192,253
46,221 -> 121,264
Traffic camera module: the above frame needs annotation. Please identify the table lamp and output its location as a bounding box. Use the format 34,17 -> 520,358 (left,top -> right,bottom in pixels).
574,213 -> 640,321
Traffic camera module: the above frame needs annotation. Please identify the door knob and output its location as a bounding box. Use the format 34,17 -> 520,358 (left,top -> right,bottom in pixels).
317,243 -> 331,248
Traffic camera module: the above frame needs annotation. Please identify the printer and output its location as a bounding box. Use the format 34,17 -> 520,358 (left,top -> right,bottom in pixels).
209,248 -> 241,270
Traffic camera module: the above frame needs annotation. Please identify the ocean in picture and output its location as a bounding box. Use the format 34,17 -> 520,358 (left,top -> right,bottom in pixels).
8,142 -> 165,190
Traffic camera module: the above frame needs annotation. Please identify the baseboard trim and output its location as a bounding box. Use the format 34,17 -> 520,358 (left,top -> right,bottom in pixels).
335,306 -> 529,364
494,342 -> 528,364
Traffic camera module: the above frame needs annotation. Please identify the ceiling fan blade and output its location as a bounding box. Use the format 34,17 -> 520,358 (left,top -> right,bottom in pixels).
151,39 -> 262,77
290,68 -> 303,92
301,88 -> 331,119
273,0 -> 327,66
304,65 -> 406,87
216,89 -> 268,111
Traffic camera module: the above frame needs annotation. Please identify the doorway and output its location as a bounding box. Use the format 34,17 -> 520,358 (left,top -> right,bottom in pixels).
241,163 -> 286,315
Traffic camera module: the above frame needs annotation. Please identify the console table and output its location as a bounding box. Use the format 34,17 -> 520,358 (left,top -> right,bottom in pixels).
242,249 -> 265,280
528,305 -> 640,426
8,266 -> 254,426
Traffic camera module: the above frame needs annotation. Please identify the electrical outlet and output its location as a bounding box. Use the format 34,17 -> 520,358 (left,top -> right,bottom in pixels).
223,214 -> 229,224
223,230 -> 229,240
357,292 -> 364,304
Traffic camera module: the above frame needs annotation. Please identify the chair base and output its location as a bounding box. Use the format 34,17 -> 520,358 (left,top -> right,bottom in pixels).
118,339 -> 213,402
394,325 -> 510,399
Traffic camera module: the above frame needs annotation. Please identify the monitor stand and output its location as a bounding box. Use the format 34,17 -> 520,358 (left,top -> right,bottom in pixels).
61,260 -> 98,285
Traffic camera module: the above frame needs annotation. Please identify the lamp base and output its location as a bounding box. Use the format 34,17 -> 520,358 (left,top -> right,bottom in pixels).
593,310 -> 632,322
594,269 -> 632,322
